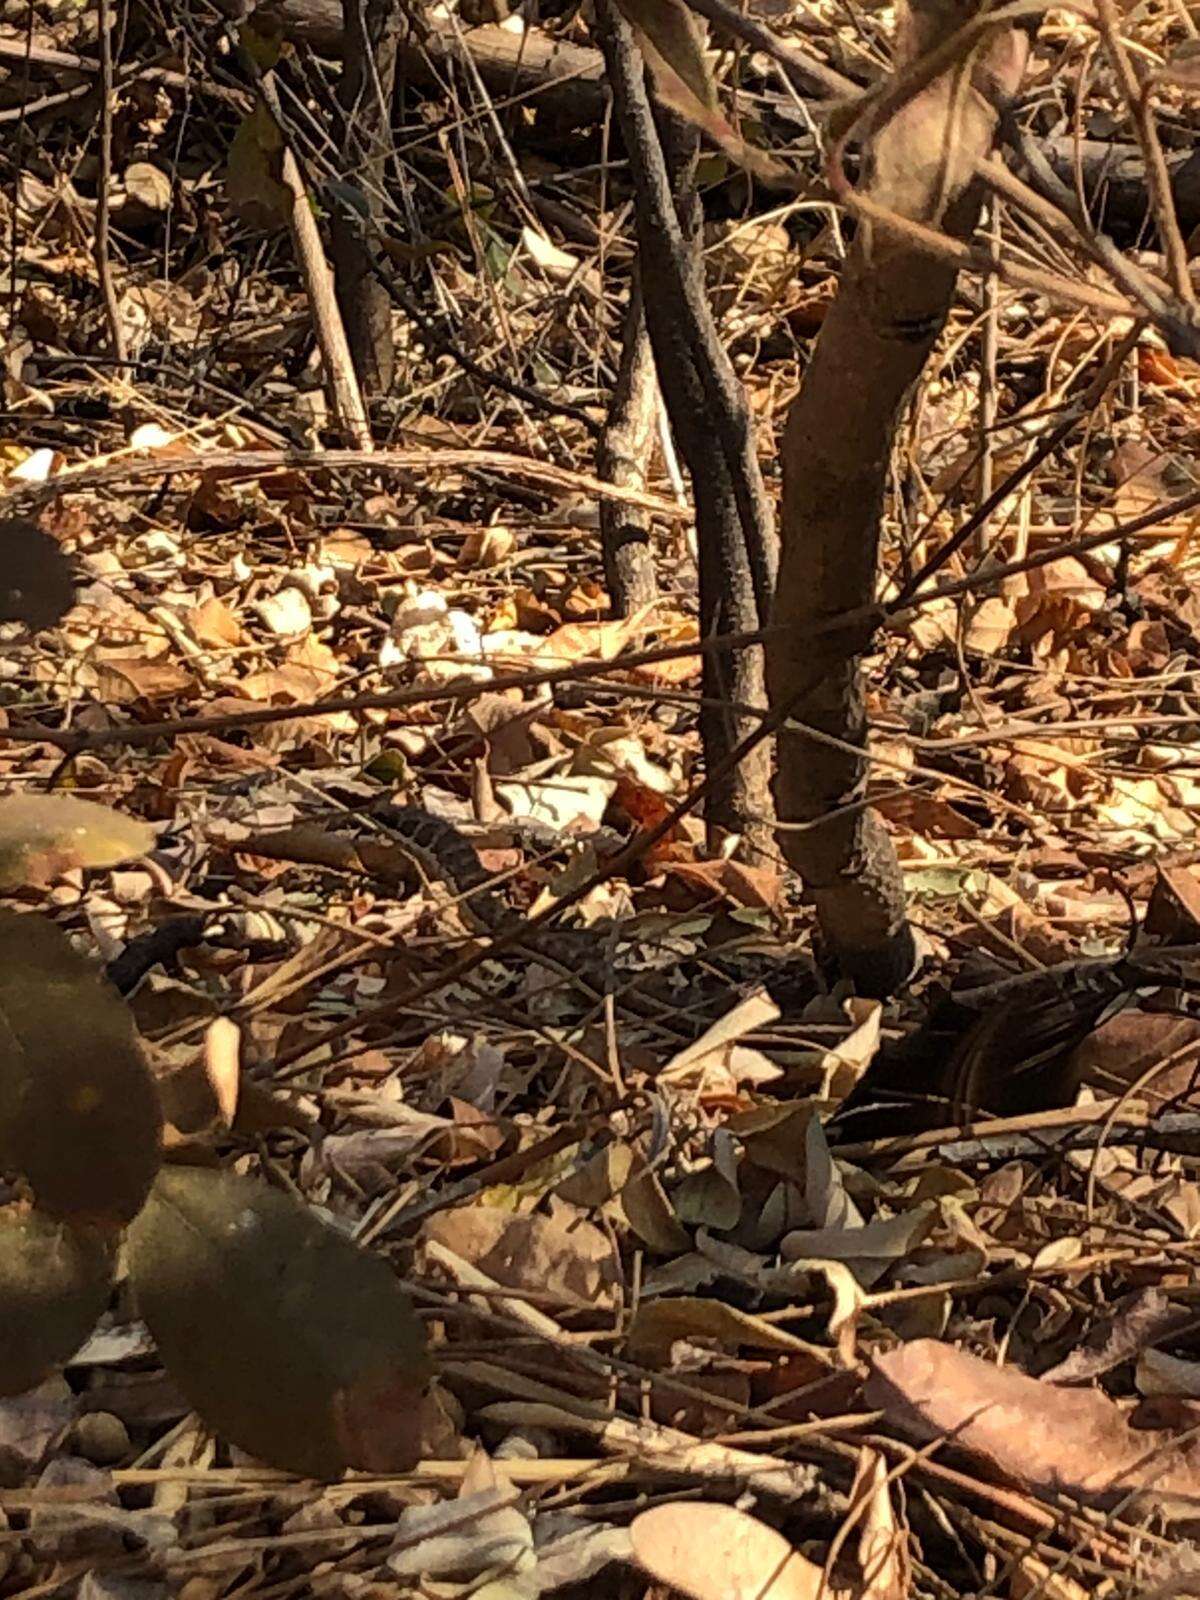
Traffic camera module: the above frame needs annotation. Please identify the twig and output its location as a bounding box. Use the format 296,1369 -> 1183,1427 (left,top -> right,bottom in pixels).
0,35 -> 249,105
1094,0 -> 1194,304
94,0 -> 128,391
1,620 -> 780,753
895,323 -> 1142,602
360,230 -> 602,435
674,0 -> 862,101
272,680 -> 806,1071
252,70 -> 374,448
0,444 -> 686,519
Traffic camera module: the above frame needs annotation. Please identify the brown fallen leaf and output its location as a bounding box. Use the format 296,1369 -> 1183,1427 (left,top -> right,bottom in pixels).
854,1447 -> 910,1600
420,1202 -> 621,1309
631,1501 -> 851,1600
1067,1010 -> 1200,1108
866,1339 -> 1200,1514
1144,863 -> 1200,944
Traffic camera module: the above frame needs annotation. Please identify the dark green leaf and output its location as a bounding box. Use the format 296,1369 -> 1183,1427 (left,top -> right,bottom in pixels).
0,1207 -> 112,1396
127,1168 -> 430,1479
0,519 -> 75,633
0,912 -> 162,1227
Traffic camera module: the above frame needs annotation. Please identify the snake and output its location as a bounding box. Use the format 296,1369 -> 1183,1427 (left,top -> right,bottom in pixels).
365,803 -> 522,940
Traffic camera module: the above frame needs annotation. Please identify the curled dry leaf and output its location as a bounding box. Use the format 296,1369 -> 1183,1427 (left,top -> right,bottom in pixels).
127,1167 -> 430,1479
853,1448 -> 910,1600
0,795 -> 155,890
0,912 -> 162,1226
421,1202 -> 622,1309
0,518 -> 75,632
613,0 -> 786,183
625,1296 -> 831,1368
0,1209 -> 113,1397
630,1500 -> 848,1600
1041,1289 -> 1186,1386
659,986 -> 783,1093
866,1338 -> 1200,1513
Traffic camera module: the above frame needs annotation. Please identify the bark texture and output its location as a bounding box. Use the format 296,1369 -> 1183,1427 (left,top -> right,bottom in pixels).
256,0 -> 607,124
595,0 -> 777,852
331,0 -> 400,397
766,0 -> 1030,995
599,289 -> 659,618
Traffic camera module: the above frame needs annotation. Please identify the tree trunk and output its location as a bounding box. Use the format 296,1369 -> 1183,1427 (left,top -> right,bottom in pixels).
594,0 -> 777,855
766,0 -> 1030,996
599,287 -> 659,618
331,0 -> 400,397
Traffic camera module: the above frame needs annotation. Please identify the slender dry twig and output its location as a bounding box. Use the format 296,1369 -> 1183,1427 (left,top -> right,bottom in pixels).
251,69 -> 373,447
0,445 -> 685,519
896,322 -> 1142,601
1094,0 -> 1194,303
93,0 -> 128,389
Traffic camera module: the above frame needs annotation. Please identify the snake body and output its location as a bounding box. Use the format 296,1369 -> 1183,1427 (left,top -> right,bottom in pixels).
367,804 -> 520,938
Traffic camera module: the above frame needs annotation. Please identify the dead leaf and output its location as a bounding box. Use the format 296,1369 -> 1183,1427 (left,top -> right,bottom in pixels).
630,1500 -> 847,1600
659,986 -> 783,1092
613,0 -> 786,183
421,1203 -> 621,1309
1068,1010 -> 1200,1107
854,1447 -> 910,1600
187,596 -> 245,648
867,1338 -> 1200,1513
1042,1290 -> 1186,1386
1137,1348 -> 1200,1399
625,1297 -> 830,1367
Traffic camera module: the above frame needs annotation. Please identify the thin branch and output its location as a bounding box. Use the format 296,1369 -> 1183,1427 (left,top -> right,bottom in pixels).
674,0 -> 862,101
1094,0 -> 1194,303
93,0 -> 128,388
896,322 -> 1142,602
360,228 -> 603,436
0,445 -> 686,520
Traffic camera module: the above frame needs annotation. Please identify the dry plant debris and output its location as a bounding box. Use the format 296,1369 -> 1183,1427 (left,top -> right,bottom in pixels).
2,0 -> 1200,1594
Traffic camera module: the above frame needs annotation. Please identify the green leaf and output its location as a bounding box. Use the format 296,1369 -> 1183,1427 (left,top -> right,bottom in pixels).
0,793 -> 155,889
127,1168 -> 431,1479
0,1207 -> 112,1395
238,16 -> 285,70
227,102 -> 291,230
0,518 -> 76,633
0,912 -> 162,1226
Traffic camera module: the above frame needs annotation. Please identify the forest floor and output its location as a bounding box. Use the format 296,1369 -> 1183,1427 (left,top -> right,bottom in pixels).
2,0 -> 1200,1595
